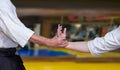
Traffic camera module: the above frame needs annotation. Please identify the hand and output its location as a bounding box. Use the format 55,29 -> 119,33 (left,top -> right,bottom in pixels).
50,24 -> 68,47
57,24 -> 66,40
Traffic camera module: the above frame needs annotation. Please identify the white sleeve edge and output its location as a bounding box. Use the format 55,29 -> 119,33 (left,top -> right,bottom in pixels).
88,41 -> 100,56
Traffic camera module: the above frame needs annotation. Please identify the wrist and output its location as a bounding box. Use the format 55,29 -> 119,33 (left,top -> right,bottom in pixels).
44,38 -> 51,46
65,42 -> 71,49
45,38 -> 56,47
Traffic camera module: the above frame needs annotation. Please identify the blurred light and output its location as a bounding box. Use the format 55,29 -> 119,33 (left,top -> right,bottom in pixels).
75,23 -> 81,29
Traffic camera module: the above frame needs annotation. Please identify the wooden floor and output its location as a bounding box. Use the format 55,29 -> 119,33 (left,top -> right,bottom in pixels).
20,47 -> 120,70
22,56 -> 120,62
21,48 -> 120,70
24,61 -> 120,70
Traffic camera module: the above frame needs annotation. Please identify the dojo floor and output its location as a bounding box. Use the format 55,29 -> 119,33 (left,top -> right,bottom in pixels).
18,47 -> 120,70
24,62 -> 120,70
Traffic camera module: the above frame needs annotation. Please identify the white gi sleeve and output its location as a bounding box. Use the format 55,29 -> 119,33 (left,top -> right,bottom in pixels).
88,26 -> 120,56
0,5 -> 34,47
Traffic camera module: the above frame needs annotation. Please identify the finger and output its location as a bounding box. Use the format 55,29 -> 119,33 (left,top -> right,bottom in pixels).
63,28 -> 66,36
59,25 -> 62,31
59,28 -> 66,39
58,24 -> 62,32
57,24 -> 60,32
57,24 -> 62,36
57,24 -> 61,36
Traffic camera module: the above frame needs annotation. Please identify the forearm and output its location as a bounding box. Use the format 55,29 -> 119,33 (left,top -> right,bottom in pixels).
65,42 -> 90,53
29,33 -> 68,47
29,33 -> 52,46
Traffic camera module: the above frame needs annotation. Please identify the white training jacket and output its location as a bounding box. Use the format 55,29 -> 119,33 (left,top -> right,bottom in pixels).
88,26 -> 120,56
0,0 -> 34,48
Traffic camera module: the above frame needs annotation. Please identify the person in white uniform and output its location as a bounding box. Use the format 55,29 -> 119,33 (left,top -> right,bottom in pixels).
0,0 -> 68,70
57,25 -> 120,56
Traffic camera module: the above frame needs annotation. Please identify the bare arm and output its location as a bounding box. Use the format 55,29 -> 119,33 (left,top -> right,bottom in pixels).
57,25 -> 90,53
59,26 -> 120,55
29,25 -> 68,47
29,33 -> 52,46
65,42 -> 90,53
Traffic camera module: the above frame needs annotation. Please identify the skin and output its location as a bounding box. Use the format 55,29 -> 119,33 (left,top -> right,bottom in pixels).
29,24 -> 90,53
29,24 -> 68,47
57,25 -> 90,53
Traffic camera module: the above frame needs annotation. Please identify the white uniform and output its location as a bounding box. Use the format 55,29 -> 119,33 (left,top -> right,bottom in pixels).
88,26 -> 120,56
0,0 -> 34,48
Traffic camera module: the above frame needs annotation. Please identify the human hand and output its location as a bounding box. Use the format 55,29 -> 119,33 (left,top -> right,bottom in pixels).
50,24 -> 68,47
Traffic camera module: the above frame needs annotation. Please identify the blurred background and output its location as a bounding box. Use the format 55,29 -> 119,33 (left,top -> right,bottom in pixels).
12,0 -> 120,70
